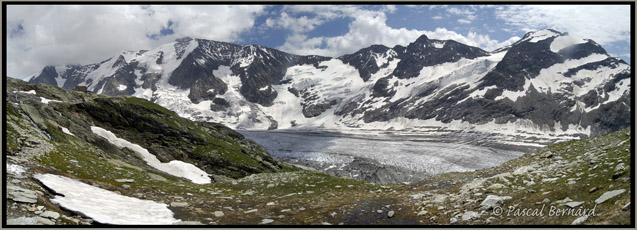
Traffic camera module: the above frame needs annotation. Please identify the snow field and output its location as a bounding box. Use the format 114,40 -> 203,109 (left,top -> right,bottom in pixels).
90,126 -> 211,184
34,173 -> 179,225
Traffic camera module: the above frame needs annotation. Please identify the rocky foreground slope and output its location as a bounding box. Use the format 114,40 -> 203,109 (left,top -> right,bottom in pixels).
4,79 -> 632,226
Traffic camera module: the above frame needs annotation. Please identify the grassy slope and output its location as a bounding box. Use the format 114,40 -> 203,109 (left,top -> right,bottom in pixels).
20,125 -> 631,225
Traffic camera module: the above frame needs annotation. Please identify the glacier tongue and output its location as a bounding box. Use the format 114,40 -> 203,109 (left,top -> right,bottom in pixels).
241,129 -> 530,181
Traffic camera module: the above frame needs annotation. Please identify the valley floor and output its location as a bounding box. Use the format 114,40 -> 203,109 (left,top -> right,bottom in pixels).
5,128 -> 632,226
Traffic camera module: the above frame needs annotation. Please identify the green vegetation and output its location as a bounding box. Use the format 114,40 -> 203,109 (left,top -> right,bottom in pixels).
6,123 -> 22,153
123,96 -> 180,118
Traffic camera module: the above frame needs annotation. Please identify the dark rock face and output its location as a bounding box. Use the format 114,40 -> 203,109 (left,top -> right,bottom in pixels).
29,63 -> 101,92
169,39 -> 240,89
164,39 -> 331,106
140,73 -> 161,91
61,65 -> 99,90
302,100 -> 338,118
392,35 -> 489,79
98,56 -> 137,96
479,36 -> 563,91
335,101 -> 360,117
265,115 -> 278,130
401,84 -> 473,122
338,45 -> 392,81
582,95 -> 631,136
31,66 -> 58,86
235,46 -> 295,106
372,77 -> 395,97
169,55 -> 216,89
509,85 -> 577,129
188,77 -> 228,104
174,37 -> 194,59
296,55 -> 332,69
478,32 -> 611,92
210,98 -> 230,111
563,57 -> 626,78
557,40 -> 607,60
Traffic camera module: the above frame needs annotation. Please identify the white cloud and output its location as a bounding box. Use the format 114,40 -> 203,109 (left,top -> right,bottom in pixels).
495,5 -> 630,45
282,5 -> 365,20
446,7 -> 476,26
447,7 -> 475,16
277,9 -> 419,57
457,19 -> 472,24
277,7 -> 517,57
432,15 -> 443,20
6,5 -> 266,78
264,12 -> 324,33
384,5 -> 397,13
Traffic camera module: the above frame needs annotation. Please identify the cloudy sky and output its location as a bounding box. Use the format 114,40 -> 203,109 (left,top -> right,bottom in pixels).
6,4 -> 631,78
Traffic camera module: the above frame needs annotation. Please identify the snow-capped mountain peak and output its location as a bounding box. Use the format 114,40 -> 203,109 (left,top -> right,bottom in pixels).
521,29 -> 566,43
28,29 -> 631,140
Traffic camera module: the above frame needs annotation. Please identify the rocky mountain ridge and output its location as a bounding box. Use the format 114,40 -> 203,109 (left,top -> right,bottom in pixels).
27,29 -> 631,140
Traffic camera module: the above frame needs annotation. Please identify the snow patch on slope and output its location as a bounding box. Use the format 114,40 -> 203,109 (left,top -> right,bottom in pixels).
570,65 -> 630,98
604,78 -> 630,104
407,52 -> 505,104
130,40 -> 224,125
34,173 -> 179,225
7,163 -> 25,175
550,35 -> 587,53
121,50 -> 144,63
526,30 -> 561,43
534,53 -> 609,94
84,57 -> 120,92
53,66 -> 68,87
373,49 -> 397,67
261,59 -> 364,129
40,97 -> 62,104
14,90 -> 36,94
91,126 -> 211,184
495,81 -> 531,102
61,127 -> 75,136
469,86 -> 497,99
496,53 -> 612,102
209,65 -> 272,129
432,41 -> 445,48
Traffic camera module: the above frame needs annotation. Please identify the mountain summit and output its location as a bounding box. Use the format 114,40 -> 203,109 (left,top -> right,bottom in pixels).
28,29 -> 631,138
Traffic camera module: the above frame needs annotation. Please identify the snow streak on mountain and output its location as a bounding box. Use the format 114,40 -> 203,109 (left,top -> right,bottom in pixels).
29,29 -> 631,139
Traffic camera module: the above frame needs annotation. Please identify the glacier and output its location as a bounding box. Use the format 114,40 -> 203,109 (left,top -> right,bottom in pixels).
241,130 -> 532,179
